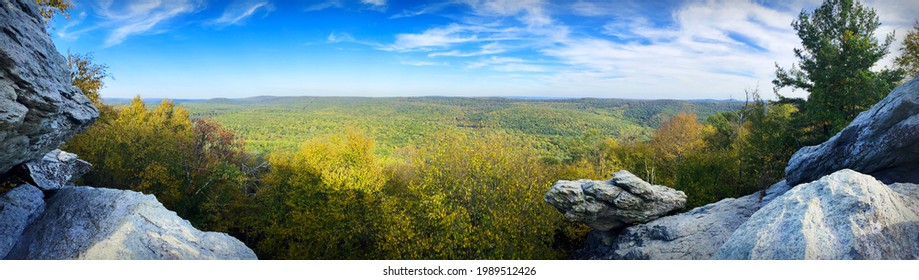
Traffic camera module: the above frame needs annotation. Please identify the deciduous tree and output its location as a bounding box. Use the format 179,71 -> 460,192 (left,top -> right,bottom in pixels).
895,21 -> 919,79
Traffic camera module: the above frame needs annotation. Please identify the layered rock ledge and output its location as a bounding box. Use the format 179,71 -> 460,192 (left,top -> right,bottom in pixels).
545,170 -> 687,231
0,0 -> 99,174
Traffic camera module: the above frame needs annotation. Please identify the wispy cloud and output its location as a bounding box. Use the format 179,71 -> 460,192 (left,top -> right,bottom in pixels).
327,31 -> 355,43
389,24 -> 489,51
400,59 -> 446,66
305,0 -> 344,12
95,0 -> 204,46
54,11 -> 91,40
429,42 -> 506,57
467,56 -> 548,72
539,0 -> 804,97
361,0 -> 386,6
389,2 -> 454,19
361,0 -> 387,12
212,0 -> 274,26
461,0 -> 551,26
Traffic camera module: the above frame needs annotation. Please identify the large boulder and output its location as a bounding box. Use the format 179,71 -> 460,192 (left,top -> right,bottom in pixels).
0,184 -> 43,258
579,181 -> 792,260
714,169 -> 919,260
0,0 -> 98,175
785,77 -> 919,185
545,170 -> 687,231
5,186 -> 257,260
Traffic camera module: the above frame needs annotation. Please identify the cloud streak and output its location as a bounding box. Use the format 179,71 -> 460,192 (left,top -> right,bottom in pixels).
212,1 -> 274,26
96,0 -> 204,46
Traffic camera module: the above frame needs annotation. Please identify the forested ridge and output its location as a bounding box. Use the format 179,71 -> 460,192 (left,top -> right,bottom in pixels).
42,0 -> 919,259
132,96 -> 739,157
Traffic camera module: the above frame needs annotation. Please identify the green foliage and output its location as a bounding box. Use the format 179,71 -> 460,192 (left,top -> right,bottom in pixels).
248,129 -> 566,259
67,51 -> 110,106
176,97 -> 739,158
34,0 -> 73,21
253,130 -> 388,259
737,103 -> 799,192
774,0 -> 904,140
389,130 -> 563,259
896,21 -> 919,79
63,97 -> 258,234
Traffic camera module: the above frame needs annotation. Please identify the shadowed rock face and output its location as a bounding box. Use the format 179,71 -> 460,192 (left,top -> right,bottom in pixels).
0,0 -> 99,175
714,169 -> 919,260
0,184 -> 44,258
545,170 -> 687,231
5,186 -> 258,260
785,77 -> 919,186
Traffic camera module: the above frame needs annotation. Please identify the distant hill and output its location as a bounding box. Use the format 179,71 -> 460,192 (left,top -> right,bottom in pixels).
135,96 -> 744,157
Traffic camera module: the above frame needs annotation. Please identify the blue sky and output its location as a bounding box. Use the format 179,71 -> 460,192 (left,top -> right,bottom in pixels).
48,0 -> 919,99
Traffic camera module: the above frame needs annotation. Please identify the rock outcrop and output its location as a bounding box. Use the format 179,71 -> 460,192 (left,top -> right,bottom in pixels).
0,149 -> 257,260
785,77 -> 919,186
561,76 -> 919,260
545,170 -> 687,231
0,0 -> 98,175
17,149 -> 90,191
714,169 -> 919,259
5,186 -> 257,260
0,0 -> 256,260
0,184 -> 43,258
580,181 -> 791,260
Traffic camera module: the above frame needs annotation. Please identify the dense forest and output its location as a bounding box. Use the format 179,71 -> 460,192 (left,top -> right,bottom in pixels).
44,0 -> 919,259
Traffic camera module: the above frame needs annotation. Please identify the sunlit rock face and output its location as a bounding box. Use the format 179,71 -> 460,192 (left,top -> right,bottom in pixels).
5,186 -> 257,260
545,170 -> 687,231
715,170 -> 919,260
578,181 -> 791,260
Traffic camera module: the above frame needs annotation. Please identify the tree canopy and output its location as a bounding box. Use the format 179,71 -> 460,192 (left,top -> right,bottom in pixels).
895,21 -> 919,80
774,0 -> 903,140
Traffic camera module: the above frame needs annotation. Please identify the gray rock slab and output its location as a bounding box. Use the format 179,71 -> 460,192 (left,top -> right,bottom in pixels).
5,186 -> 257,260
714,170 -> 919,260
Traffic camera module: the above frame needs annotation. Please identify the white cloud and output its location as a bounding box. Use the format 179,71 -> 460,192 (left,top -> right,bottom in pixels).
570,0 -> 642,18
327,31 -> 355,43
361,0 -> 386,6
340,0 -> 919,98
400,59 -> 446,66
541,0 -> 808,99
389,2 -> 454,19
429,42 -> 506,57
54,11 -> 91,40
390,24 -> 486,51
461,0 -> 551,26
96,0 -> 204,46
305,0 -> 344,12
212,1 -> 273,26
467,56 -> 548,72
